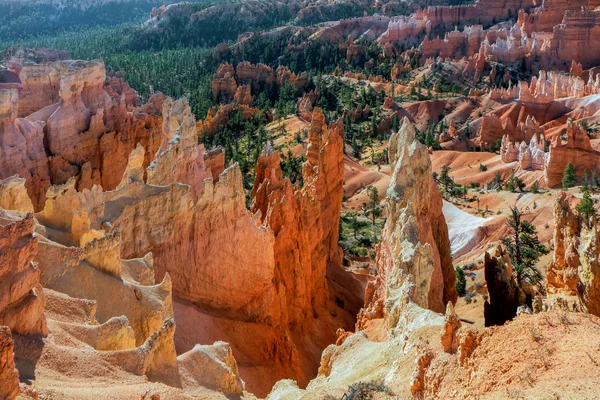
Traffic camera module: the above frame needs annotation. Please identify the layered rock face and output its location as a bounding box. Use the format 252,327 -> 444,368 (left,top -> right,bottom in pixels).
360,117 -> 457,333
0,58 -> 165,210
0,176 -> 245,397
251,108 -> 345,328
0,87 -> 49,210
0,211 -> 47,336
478,112 -> 546,149
54,96 -> 277,325
518,0 -> 589,34
548,7 -> 600,70
0,327 -> 19,400
548,192 -> 600,316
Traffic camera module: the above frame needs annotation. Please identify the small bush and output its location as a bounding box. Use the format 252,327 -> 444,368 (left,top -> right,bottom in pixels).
349,247 -> 368,257
479,163 -> 488,172
342,381 -> 394,400
463,263 -> 477,271
465,292 -> 475,304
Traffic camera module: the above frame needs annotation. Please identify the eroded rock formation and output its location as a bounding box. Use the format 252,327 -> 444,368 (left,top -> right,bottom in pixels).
251,108 -> 345,328
359,117 -> 457,334
548,192 -> 600,316
0,210 -> 47,336
21,97 -> 352,395
0,327 -> 19,400
211,62 -> 308,103
545,120 -> 600,187
0,58 -> 165,210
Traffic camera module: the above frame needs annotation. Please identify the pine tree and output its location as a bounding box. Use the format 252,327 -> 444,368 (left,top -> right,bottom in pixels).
562,163 -> 577,190
391,114 -> 399,132
438,165 -> 454,194
531,181 -> 539,194
505,170 -> 516,192
363,186 -> 382,225
344,114 -> 353,137
576,187 -> 597,228
490,172 -> 503,190
501,206 -> 548,287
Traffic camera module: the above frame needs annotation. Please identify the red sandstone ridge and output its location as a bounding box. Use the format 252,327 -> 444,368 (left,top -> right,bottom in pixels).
252,108 -> 345,329
545,120 -> 600,187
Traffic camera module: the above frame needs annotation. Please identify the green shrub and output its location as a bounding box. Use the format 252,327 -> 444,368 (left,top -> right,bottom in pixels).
455,267 -> 467,297
562,163 -> 577,190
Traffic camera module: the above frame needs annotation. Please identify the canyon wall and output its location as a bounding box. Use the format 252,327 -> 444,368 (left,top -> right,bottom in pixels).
30,99 -> 350,394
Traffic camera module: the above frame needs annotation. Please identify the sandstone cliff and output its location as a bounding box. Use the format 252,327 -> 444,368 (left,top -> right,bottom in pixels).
545,120 -> 600,187
26,98 -> 352,395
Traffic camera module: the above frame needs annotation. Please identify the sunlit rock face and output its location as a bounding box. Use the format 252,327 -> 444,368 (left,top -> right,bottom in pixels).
251,107 -> 345,328
548,192 -> 600,316
0,210 -> 47,336
0,59 -> 165,210
545,120 -> 600,187
359,117 -> 457,334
